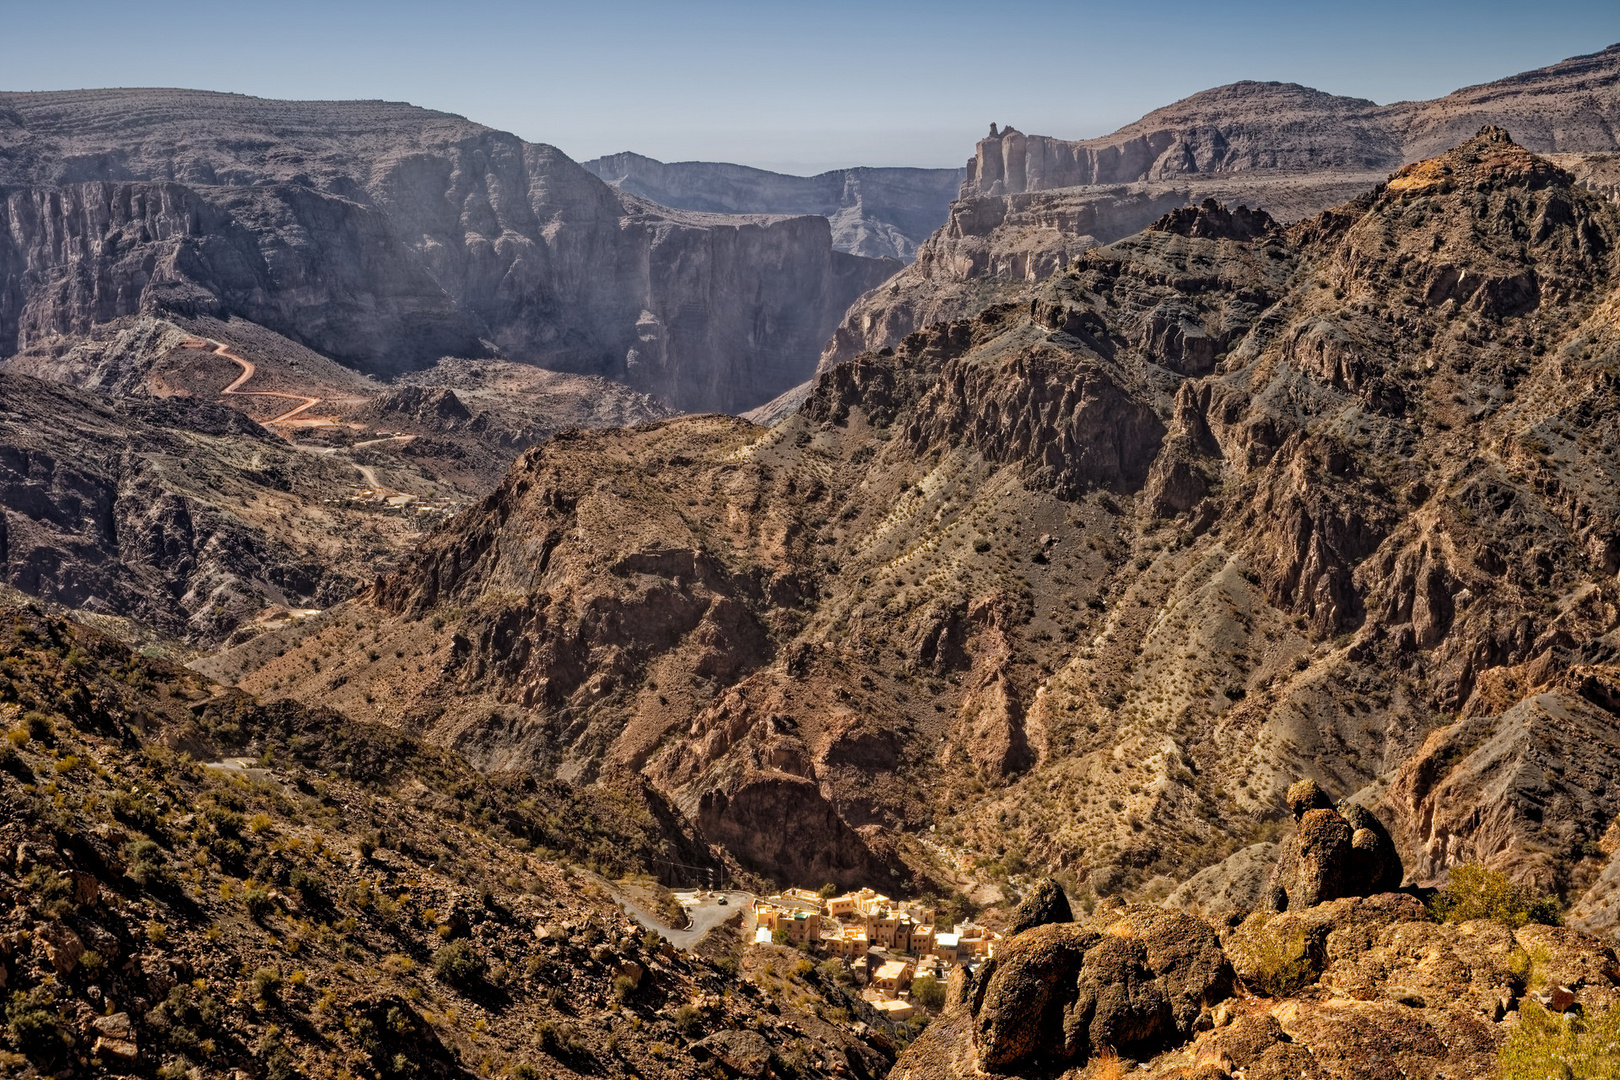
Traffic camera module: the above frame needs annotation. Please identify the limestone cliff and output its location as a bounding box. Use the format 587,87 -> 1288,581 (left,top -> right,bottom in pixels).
0,90 -> 898,413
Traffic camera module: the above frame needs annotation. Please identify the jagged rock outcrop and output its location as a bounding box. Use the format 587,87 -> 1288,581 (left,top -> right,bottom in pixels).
1265,782 -> 1403,911
583,152 -> 964,261
970,908 -> 1233,1072
1006,878 -> 1075,936
0,90 -> 899,412
900,894 -> 1619,1079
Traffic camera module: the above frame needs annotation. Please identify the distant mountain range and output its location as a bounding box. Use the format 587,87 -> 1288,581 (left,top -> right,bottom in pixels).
823,42 -> 1620,375
582,152 -> 964,261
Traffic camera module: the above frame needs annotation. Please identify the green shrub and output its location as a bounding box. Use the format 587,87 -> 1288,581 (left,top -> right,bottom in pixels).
1428,864 -> 1561,929
252,966 -> 283,1005
112,791 -> 160,832
25,866 -> 72,918
242,887 -> 276,922
145,984 -> 222,1053
287,867 -> 324,904
6,987 -> 71,1060
537,1020 -> 587,1057
669,1004 -> 703,1037
126,838 -> 171,890
612,975 -> 637,1003
433,939 -> 486,989
1499,999 -> 1620,1079
21,711 -> 53,743
1233,919 -> 1318,997
911,973 -> 946,1011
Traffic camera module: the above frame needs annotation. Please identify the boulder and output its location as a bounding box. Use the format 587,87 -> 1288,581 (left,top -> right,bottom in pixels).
1285,779 -> 1333,821
972,908 -> 1232,1071
91,1012 -> 138,1063
1269,783 -> 1405,910
691,1029 -> 774,1078
1006,877 -> 1074,936
36,923 -> 85,975
1340,803 -> 1403,892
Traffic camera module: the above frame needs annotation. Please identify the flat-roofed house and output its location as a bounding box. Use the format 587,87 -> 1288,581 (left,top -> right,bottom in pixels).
784,910 -> 821,946
872,958 -> 915,995
866,911 -> 903,950
872,998 -> 915,1021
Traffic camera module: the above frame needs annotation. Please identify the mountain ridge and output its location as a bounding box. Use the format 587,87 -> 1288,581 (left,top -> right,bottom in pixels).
582,151 -> 965,261
210,131 -> 1620,938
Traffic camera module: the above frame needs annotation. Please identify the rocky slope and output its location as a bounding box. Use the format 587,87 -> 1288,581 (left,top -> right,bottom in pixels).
583,152 -> 964,260
896,886 -> 1619,1079
0,313 -> 668,647
210,131 -> 1620,926
0,90 -> 898,413
0,603 -> 905,1080
820,43 -> 1620,374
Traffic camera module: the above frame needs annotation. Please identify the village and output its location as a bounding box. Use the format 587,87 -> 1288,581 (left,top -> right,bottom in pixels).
748,887 -> 1003,1021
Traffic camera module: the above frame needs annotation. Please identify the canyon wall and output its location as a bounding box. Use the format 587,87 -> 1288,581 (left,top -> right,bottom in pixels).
0,91 -> 898,413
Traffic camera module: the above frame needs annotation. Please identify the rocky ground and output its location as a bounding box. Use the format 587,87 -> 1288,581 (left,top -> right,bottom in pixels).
0,313 -> 668,648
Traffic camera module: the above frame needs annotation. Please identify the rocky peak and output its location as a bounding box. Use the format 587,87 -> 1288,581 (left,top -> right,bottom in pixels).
1150,198 -> 1279,241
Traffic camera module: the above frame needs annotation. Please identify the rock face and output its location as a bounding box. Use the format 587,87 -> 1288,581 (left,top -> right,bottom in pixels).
822,44 -> 1620,374
0,90 -> 899,413
583,152 -> 964,261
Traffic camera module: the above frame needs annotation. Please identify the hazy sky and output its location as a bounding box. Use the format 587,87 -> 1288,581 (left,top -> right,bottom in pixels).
4,1 -> 1618,174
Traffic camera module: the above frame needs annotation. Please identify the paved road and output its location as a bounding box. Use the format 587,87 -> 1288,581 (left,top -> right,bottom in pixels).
588,873 -> 751,949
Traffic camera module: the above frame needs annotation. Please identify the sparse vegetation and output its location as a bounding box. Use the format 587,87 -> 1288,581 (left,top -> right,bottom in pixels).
1428,864 -> 1561,929
1499,1000 -> 1620,1079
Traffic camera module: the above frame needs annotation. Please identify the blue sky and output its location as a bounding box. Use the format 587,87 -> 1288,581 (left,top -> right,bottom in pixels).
4,0 -> 1618,173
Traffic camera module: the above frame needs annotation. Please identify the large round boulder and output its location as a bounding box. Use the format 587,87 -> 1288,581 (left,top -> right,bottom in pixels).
973,908 -> 1233,1072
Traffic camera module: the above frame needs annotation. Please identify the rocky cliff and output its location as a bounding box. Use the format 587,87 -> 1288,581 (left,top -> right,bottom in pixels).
583,151 -> 964,260
819,44 -> 1620,375
214,130 -> 1620,915
960,45 -> 1620,198
0,90 -> 899,413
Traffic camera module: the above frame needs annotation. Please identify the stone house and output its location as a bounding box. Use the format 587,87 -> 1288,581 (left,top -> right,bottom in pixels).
871,958 -> 915,995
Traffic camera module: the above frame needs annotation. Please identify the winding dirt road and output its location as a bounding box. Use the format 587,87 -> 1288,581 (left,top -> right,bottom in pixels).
198,338 -> 323,424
